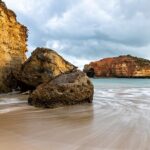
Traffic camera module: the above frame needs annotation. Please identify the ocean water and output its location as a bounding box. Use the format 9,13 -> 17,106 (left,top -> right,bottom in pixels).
0,79 -> 150,149
0,92 -> 28,114
0,78 -> 150,113
92,78 -> 150,88
93,78 -> 150,110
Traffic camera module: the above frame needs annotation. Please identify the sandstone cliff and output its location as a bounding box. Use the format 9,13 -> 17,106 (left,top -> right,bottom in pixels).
84,55 -> 150,78
14,48 -> 77,91
0,0 -> 27,92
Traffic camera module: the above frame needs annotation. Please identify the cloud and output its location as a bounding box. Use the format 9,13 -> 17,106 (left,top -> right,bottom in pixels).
3,0 -> 150,68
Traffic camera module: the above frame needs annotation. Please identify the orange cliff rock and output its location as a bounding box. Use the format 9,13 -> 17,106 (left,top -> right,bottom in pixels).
0,0 -> 27,92
84,55 -> 150,78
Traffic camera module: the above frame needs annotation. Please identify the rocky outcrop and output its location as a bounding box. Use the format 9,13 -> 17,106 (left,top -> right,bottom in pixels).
14,48 -> 77,90
84,55 -> 150,78
28,70 -> 94,108
0,0 -> 27,93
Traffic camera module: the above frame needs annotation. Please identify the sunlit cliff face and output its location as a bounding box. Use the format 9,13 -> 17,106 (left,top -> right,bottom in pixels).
84,55 -> 150,78
0,0 -> 27,92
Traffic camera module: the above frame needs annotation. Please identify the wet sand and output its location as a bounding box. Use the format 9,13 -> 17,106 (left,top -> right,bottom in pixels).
0,85 -> 150,150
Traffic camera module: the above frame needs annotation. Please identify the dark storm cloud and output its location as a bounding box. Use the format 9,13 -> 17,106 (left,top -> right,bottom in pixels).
4,0 -> 150,68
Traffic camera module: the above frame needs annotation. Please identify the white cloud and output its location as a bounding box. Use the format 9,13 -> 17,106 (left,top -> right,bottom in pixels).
3,0 -> 150,68
46,40 -> 65,50
4,0 -> 51,16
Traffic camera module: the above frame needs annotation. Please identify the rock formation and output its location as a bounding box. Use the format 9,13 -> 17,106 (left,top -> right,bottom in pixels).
0,0 -> 27,93
14,48 -> 77,90
28,70 -> 94,108
84,55 -> 150,78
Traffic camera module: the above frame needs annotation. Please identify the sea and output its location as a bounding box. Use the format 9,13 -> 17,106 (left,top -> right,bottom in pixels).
93,78 -> 150,110
0,79 -> 150,150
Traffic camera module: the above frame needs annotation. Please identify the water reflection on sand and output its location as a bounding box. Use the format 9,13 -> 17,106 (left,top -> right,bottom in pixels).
0,81 -> 150,150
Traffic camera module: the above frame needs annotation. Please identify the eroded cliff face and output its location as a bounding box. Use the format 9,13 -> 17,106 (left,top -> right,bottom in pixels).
84,55 -> 150,78
0,0 -> 27,92
14,48 -> 77,91
28,70 -> 93,108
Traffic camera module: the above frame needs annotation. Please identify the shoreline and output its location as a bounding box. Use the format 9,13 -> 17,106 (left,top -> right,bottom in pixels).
90,76 -> 150,79
0,83 -> 150,149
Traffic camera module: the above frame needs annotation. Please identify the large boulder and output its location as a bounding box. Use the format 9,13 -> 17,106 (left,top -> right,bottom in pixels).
84,55 -> 150,78
14,48 -> 77,90
0,0 -> 27,93
28,70 -> 94,108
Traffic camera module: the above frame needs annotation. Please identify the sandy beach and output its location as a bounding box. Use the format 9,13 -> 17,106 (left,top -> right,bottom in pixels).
0,79 -> 150,150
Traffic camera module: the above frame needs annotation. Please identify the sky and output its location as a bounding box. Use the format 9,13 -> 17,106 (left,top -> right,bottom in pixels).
4,0 -> 150,69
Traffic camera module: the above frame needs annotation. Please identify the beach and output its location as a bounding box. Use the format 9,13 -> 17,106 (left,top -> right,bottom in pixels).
0,79 -> 150,150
